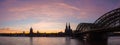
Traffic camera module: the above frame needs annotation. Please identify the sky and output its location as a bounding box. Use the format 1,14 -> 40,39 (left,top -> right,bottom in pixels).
0,0 -> 120,33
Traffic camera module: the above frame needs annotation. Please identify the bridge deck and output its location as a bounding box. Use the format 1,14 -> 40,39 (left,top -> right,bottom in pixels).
79,26 -> 120,34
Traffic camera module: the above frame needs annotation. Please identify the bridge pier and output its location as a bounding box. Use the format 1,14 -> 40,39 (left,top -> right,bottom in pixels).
73,33 -> 84,40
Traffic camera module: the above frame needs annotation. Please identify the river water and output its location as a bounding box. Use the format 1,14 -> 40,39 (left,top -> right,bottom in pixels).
0,37 -> 120,45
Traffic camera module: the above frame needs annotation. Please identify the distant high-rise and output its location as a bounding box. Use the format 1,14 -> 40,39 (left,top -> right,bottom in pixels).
65,23 -> 72,36
30,27 -> 33,37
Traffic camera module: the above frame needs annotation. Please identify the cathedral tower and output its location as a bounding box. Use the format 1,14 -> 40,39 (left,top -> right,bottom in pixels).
30,27 -> 33,37
65,23 -> 72,36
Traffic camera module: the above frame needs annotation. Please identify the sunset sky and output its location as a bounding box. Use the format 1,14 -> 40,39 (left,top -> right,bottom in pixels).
0,0 -> 120,33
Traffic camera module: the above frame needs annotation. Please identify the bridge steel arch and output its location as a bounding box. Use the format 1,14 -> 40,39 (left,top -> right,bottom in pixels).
75,23 -> 96,33
75,8 -> 120,33
74,8 -> 120,41
94,8 -> 120,28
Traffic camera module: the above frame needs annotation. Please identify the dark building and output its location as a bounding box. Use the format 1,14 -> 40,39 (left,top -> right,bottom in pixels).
30,27 -> 33,37
65,23 -> 72,36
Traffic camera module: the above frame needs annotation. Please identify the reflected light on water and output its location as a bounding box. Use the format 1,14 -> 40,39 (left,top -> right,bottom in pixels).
0,37 -> 120,45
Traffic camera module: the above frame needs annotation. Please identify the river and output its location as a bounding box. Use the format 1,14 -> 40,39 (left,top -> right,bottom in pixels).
0,37 -> 120,45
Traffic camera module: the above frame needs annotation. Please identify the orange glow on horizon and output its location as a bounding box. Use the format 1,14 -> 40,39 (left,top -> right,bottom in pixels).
0,29 -> 64,33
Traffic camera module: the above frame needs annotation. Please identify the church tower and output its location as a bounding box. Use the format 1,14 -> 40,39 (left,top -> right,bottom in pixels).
68,23 -> 72,31
65,23 -> 68,33
65,23 -> 72,36
30,27 -> 33,37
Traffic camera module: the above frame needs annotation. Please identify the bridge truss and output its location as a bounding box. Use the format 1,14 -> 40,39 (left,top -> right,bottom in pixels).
75,8 -> 120,33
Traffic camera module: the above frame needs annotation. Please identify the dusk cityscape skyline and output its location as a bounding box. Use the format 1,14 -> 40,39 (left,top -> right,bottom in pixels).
0,0 -> 120,33
0,0 -> 120,45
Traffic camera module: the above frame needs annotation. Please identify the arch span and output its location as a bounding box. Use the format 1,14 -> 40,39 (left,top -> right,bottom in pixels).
75,8 -> 120,32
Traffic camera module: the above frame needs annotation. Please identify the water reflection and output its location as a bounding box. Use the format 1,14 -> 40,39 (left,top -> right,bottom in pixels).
77,40 -> 84,45
30,37 -> 33,45
83,40 -> 107,45
69,38 -> 108,45
65,37 -> 84,45
65,37 -> 71,45
75,39 -> 108,45
0,37 -> 118,45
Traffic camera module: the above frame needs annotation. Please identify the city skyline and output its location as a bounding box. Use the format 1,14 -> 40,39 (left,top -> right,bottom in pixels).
0,0 -> 120,33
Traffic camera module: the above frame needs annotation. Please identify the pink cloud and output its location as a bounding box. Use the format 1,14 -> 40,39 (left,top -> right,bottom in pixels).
5,2 -> 92,21
1,0 -> 119,22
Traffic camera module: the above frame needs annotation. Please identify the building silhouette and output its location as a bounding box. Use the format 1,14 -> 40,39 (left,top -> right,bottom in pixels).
65,23 -> 72,36
30,27 -> 33,37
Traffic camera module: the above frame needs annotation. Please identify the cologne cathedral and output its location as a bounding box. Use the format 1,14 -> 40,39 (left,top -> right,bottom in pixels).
65,23 -> 72,36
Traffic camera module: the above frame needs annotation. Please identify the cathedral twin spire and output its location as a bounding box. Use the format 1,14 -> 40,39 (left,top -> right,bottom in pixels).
65,22 -> 72,36
65,23 -> 71,30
